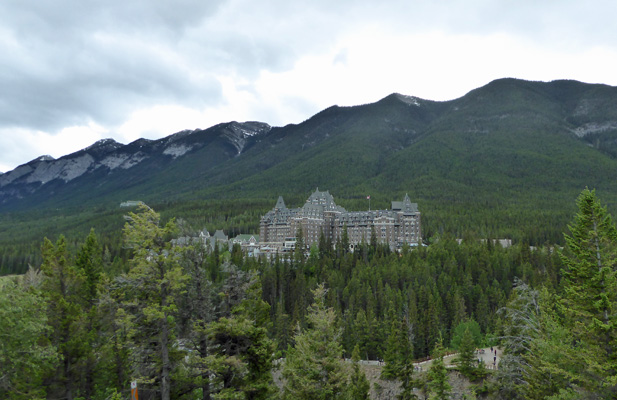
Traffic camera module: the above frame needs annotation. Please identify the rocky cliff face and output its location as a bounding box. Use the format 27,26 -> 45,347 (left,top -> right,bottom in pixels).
0,121 -> 270,203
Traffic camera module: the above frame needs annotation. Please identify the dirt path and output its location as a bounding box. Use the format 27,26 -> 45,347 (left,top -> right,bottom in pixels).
408,347 -> 502,371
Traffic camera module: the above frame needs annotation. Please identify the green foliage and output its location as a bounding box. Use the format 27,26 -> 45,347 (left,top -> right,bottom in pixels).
12,188 -> 617,397
495,189 -> 617,399
450,319 -> 482,350
380,319 -> 402,380
0,280 -> 58,399
6,80 -> 617,276
427,337 -> 451,400
558,188 -> 617,394
40,235 -> 90,399
456,327 -> 478,379
204,271 -> 276,400
116,205 -> 188,400
347,345 -> 371,400
283,284 -> 347,400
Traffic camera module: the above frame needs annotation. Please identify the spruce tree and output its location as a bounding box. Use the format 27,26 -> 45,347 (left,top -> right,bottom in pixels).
283,284 -> 347,400
295,226 -> 305,263
397,317 -> 418,400
75,229 -> 103,398
347,344 -> 370,400
380,319 -> 401,379
558,188 -> 617,394
206,272 -> 276,400
427,337 -> 451,400
0,280 -> 58,399
118,205 -> 188,400
40,236 -> 86,400
456,326 -> 477,379
341,225 -> 350,255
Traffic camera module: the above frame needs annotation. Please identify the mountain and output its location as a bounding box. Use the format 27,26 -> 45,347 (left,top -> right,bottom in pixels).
0,121 -> 271,209
2,77 -> 617,259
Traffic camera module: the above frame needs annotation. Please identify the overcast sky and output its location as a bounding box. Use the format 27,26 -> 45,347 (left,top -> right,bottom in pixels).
1,0 -> 616,172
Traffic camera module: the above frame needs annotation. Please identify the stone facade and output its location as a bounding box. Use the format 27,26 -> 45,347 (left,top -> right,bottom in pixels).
260,189 -> 421,251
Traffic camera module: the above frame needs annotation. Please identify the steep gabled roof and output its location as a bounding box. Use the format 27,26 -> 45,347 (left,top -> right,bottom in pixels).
275,196 -> 287,210
392,193 -> 419,213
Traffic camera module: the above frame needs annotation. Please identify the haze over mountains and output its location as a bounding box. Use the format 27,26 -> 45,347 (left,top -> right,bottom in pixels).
2,77 -> 617,246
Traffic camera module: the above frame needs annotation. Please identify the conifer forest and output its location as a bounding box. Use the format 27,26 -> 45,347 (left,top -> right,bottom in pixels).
2,188 -> 617,399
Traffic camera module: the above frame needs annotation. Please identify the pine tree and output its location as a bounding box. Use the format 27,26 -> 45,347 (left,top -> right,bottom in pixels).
455,326 -> 477,379
177,239 -> 216,400
117,205 -> 188,400
496,191 -> 617,399
427,337 -> 451,400
380,319 -> 401,380
274,298 -> 292,351
370,225 -> 378,252
40,236 -> 86,400
559,188 -> 617,394
75,229 -> 103,398
283,284 -> 347,400
0,280 -> 58,399
341,225 -> 350,255
295,226 -> 305,263
397,316 -> 418,400
347,344 -> 370,400
205,271 -> 276,400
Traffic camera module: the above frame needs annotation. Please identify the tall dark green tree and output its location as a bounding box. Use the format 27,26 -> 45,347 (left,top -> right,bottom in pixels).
40,236 -> 86,400
177,239 -> 217,400
283,284 -> 347,400
340,225 -> 350,255
558,188 -> 617,395
75,228 -> 104,398
380,319 -> 402,380
455,326 -> 477,379
295,226 -> 305,263
427,337 -> 451,400
0,280 -> 58,399
347,344 -> 370,400
397,316 -> 419,400
203,270 -> 276,400
496,190 -> 617,399
118,205 -> 188,400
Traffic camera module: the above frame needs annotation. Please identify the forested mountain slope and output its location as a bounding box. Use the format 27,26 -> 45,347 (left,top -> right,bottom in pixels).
2,78 -> 617,273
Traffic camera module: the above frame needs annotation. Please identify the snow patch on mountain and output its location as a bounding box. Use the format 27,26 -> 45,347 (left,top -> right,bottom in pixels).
223,122 -> 271,155
86,138 -> 121,151
395,93 -> 421,106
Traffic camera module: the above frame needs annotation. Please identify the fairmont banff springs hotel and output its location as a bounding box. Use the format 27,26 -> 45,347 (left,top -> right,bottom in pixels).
259,189 -> 421,252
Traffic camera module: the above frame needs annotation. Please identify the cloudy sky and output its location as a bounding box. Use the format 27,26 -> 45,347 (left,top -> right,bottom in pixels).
1,0 -> 616,172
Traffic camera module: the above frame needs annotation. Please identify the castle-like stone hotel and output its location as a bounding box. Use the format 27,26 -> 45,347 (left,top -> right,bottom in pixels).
260,189 -> 421,251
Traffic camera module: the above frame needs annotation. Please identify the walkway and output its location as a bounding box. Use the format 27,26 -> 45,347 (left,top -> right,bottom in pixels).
356,347 -> 502,371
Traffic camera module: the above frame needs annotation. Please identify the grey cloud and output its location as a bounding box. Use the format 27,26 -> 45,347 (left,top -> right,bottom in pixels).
0,0 -> 227,132
1,0 -> 616,139
0,35 -> 223,131
1,0 -> 223,41
0,0 -> 344,134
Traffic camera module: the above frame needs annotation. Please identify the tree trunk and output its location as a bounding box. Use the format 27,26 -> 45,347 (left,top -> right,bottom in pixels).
64,356 -> 73,400
200,338 -> 211,400
161,317 -> 171,400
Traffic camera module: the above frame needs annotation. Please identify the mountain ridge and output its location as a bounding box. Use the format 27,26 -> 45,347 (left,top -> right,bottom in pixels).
1,77 -> 617,251
0,121 -> 272,205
